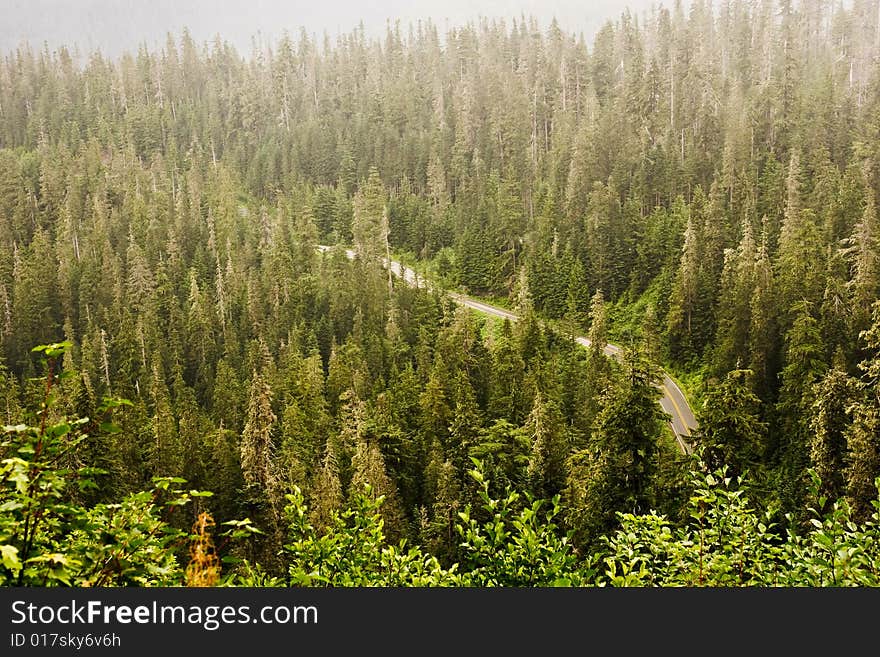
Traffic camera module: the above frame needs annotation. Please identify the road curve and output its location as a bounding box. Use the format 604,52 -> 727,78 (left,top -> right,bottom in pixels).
318,245 -> 697,454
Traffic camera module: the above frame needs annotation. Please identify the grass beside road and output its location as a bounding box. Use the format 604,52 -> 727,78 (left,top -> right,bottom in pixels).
663,364 -> 706,416
388,250 -> 703,422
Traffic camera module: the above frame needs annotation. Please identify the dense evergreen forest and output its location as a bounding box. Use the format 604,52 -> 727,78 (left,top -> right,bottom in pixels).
2,0 -> 880,586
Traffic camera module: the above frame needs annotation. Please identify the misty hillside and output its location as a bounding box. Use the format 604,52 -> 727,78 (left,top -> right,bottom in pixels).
0,0 -> 661,57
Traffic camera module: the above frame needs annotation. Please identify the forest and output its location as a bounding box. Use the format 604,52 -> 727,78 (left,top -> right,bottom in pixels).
1,0 -> 880,587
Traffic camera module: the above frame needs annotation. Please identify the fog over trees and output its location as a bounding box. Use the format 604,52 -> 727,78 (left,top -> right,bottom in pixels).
2,0 -> 668,57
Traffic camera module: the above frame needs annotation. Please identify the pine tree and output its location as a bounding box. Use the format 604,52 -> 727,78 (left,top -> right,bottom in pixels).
713,217 -> 756,376
696,368 -> 767,477
309,439 -> 343,534
352,167 -> 388,265
776,304 -> 827,515
419,354 -> 451,447
349,433 -> 406,542
667,215 -> 703,362
775,203 -> 826,332
237,369 -> 288,569
0,358 -> 21,425
748,224 -> 779,402
488,319 -> 526,423
240,371 -> 280,515
449,372 -> 483,473
844,301 -> 880,520
524,390 -> 568,498
423,456 -> 461,565
565,347 -> 665,546
11,229 -> 59,368
809,364 -> 854,509
577,289 -> 612,433
844,191 -> 879,335
147,360 -> 182,478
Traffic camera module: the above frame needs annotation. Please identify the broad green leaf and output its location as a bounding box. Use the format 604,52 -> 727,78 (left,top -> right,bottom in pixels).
0,545 -> 21,572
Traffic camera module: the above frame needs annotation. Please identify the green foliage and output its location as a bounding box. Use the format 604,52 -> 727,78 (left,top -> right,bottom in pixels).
456,465 -> 593,586
602,468 -> 782,586
0,343 -> 251,586
284,485 -> 457,586
602,467 -> 880,587
782,473 -> 880,586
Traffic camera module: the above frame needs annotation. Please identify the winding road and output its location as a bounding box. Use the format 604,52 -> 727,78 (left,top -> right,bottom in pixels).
318,245 -> 697,454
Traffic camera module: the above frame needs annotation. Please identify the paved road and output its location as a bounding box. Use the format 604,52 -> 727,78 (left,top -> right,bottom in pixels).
318,245 -> 697,454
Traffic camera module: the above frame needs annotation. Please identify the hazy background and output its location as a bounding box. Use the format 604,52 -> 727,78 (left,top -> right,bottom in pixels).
1,0 -> 675,58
